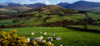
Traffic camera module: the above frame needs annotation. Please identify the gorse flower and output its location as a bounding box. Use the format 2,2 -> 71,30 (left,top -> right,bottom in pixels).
0,30 -> 54,46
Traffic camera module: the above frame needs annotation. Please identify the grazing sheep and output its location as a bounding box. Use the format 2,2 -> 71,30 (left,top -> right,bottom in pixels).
52,43 -> 55,46
26,37 -> 30,43
33,36 -> 43,42
40,36 -> 43,40
31,32 -> 34,35
47,37 -> 53,42
43,32 -> 47,35
39,31 -> 41,34
42,40 -> 46,42
60,44 -> 63,46
50,33 -> 55,36
56,37 -> 61,40
47,41 -> 55,46
47,41 -> 52,44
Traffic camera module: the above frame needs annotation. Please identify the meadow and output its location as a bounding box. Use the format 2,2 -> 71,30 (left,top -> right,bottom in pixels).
1,27 -> 100,46
71,25 -> 100,31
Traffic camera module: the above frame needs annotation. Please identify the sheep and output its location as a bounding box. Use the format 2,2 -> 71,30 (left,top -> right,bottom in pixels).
31,32 -> 34,35
56,37 -> 61,40
39,35 -> 43,39
39,31 -> 41,34
60,44 -> 63,46
47,41 -> 52,44
47,37 -> 53,42
50,33 -> 55,36
42,40 -> 46,43
33,36 -> 43,42
43,32 -> 47,35
26,37 -> 30,43
47,41 -> 55,46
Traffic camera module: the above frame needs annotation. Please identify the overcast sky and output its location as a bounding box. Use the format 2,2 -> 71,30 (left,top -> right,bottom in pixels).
0,0 -> 100,5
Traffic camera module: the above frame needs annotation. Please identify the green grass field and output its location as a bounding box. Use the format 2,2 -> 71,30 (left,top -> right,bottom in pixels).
0,19 -> 28,25
0,19 -> 13,25
71,25 -> 100,31
1,27 -> 100,46
88,13 -> 100,20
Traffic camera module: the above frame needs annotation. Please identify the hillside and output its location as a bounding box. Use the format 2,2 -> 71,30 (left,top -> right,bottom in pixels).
16,5 -> 85,26
57,2 -> 69,7
57,1 -> 100,10
24,5 -> 77,15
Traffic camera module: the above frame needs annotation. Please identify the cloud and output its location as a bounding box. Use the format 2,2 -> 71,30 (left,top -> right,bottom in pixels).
86,0 -> 100,2
9,0 -> 37,4
57,0 -> 61,3
45,0 -> 50,5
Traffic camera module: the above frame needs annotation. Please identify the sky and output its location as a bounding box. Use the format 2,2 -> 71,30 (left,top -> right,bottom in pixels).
0,0 -> 100,5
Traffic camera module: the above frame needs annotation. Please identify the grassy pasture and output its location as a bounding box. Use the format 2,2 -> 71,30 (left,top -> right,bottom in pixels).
71,25 -> 100,31
0,19 -> 13,25
88,13 -> 100,20
1,27 -> 100,46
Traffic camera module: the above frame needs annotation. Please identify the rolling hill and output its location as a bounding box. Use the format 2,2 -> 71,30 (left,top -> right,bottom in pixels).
16,5 -> 85,26
57,1 -> 100,10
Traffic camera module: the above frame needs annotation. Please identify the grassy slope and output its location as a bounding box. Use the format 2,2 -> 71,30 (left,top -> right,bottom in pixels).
0,19 -> 28,25
23,14 -> 86,26
1,27 -> 100,46
88,13 -> 100,20
71,25 -> 100,31
0,19 -> 13,25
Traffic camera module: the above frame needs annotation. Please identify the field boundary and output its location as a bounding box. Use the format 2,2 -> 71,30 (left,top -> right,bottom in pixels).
67,27 -> 100,33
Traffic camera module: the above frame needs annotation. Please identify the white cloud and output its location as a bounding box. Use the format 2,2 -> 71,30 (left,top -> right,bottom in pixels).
86,0 -> 100,2
57,0 -> 61,3
45,0 -> 50,5
9,0 -> 37,4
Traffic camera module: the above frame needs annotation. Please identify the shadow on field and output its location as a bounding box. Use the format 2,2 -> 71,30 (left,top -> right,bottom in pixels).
67,27 -> 100,33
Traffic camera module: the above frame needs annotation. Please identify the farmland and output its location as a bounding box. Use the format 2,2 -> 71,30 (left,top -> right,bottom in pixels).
0,4 -> 100,46
1,27 -> 100,46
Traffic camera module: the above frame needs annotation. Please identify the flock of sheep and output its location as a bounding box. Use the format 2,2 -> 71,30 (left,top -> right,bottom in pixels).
26,31 -> 62,46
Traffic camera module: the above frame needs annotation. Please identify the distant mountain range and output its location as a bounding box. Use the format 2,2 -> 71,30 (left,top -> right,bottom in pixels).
0,3 -> 46,11
1,1 -> 100,11
57,2 -> 69,7
57,1 -> 100,10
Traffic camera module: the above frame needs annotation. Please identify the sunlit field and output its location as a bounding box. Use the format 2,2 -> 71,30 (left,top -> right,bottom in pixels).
1,27 -> 100,46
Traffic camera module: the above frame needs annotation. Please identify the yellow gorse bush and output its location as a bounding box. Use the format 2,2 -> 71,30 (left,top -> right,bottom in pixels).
0,30 -> 53,46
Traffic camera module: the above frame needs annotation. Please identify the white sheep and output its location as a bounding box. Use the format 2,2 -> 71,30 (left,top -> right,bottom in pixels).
47,41 -> 55,46
50,33 -> 55,36
33,36 -> 43,42
43,32 -> 47,35
52,43 -> 55,46
26,37 -> 30,43
60,44 -> 63,46
39,31 -> 41,34
47,41 -> 52,44
56,37 -> 61,40
40,36 -> 43,40
47,37 -> 53,42
42,40 -> 46,42
31,32 -> 34,35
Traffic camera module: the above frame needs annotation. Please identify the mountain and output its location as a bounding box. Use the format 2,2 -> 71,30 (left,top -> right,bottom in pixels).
0,3 -> 8,8
25,3 -> 46,8
24,5 -> 77,15
57,2 -> 69,7
8,3 -> 22,6
63,1 -> 100,10
0,3 -> 46,11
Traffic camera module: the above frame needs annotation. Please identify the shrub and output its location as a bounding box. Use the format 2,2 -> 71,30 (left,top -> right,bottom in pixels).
0,30 -> 53,46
